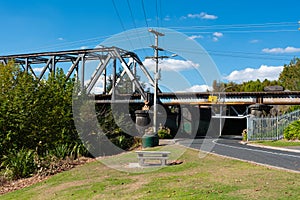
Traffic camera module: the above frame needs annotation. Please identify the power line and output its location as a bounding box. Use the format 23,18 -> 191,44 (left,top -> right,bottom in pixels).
155,0 -> 159,27
159,0 -> 163,27
141,0 -> 149,28
6,19 -> 299,56
29,29 -> 153,52
169,21 -> 297,31
2,35 -> 112,54
111,0 -> 126,31
126,0 -> 137,29
140,0 -> 153,44
111,0 -> 135,50
165,47 -> 295,62
126,0 -> 149,58
7,30 -> 298,60
27,20 -> 300,51
181,29 -> 298,34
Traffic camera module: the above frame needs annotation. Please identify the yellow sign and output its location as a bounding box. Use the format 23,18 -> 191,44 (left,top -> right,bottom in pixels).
208,95 -> 218,102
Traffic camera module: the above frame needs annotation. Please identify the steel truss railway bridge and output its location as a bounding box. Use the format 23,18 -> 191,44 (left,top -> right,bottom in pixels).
1,47 -> 300,136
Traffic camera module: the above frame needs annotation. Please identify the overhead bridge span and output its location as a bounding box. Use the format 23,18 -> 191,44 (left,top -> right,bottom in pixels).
95,91 -> 300,105
95,91 -> 300,137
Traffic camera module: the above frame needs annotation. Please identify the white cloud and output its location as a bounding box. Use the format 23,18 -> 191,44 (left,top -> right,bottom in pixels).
33,67 -> 44,73
188,35 -> 204,40
250,39 -> 260,44
213,32 -> 223,38
187,13 -> 200,18
201,12 -> 218,20
164,15 -> 171,21
225,65 -> 284,82
143,59 -> 199,72
213,37 -> 219,42
212,32 -> 223,42
187,12 -> 218,20
185,85 -> 212,92
58,37 -> 64,41
262,46 -> 300,54
84,77 -> 105,94
80,46 -> 89,49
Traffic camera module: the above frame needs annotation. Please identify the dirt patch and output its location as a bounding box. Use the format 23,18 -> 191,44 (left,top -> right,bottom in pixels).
0,175 -> 49,195
0,157 -> 95,195
33,180 -> 90,200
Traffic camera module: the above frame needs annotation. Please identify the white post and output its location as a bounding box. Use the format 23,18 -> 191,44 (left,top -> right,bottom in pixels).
219,105 -> 222,137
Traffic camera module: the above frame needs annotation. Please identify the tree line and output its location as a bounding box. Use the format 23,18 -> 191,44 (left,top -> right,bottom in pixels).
212,58 -> 300,92
0,61 -> 89,180
0,61 -> 139,180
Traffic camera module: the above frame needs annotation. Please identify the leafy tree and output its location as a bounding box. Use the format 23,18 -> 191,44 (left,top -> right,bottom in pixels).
0,61 -> 80,159
213,79 -> 281,92
0,61 -> 36,155
95,104 -> 136,150
284,120 -> 300,140
279,58 -> 300,91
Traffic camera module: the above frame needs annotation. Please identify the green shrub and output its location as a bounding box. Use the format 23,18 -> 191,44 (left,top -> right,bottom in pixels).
242,129 -> 247,141
111,135 -> 134,150
1,148 -> 36,179
48,143 -> 89,160
284,120 -> 300,140
158,126 -> 172,139
71,143 -> 90,159
49,144 -> 73,160
0,63 -> 79,161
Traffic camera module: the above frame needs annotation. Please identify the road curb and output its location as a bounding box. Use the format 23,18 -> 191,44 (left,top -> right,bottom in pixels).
240,141 -> 300,153
177,141 -> 300,174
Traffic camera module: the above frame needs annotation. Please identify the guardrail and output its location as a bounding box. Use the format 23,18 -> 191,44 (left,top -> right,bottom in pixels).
247,110 -> 300,141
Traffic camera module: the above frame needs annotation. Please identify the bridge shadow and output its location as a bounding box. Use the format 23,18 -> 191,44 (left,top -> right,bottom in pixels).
194,135 -> 242,140
219,135 -> 243,140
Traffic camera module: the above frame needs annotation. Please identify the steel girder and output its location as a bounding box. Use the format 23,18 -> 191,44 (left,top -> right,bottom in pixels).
0,47 -> 156,99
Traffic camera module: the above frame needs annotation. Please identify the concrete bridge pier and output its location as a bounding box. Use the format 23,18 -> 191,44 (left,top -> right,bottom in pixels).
249,104 -> 272,117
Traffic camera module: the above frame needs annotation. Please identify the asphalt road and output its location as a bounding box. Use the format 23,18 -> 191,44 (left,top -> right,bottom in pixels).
178,137 -> 300,172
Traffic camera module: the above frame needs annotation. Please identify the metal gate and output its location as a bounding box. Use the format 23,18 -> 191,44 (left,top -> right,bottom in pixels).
247,110 -> 300,141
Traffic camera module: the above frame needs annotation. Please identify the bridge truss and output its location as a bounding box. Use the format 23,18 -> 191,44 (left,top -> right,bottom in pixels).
0,47 -> 155,100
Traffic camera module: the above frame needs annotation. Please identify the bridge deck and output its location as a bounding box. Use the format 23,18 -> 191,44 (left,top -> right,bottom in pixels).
94,91 -> 300,105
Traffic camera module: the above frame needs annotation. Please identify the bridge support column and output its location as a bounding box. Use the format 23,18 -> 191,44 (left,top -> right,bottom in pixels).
256,96 -> 263,104
249,104 -> 272,117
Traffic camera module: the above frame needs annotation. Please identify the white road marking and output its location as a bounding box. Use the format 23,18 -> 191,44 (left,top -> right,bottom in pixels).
212,139 -> 300,159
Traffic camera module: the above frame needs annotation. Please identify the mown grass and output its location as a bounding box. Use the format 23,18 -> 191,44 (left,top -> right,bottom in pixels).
1,145 -> 300,200
251,140 -> 300,147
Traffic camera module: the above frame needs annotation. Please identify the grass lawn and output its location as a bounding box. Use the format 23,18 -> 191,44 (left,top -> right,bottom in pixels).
1,144 -> 300,200
250,140 -> 300,148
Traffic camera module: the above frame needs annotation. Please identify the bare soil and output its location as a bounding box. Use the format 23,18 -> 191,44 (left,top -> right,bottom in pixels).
0,157 -> 95,195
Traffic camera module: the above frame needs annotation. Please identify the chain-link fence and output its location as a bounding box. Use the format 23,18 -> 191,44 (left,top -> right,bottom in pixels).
247,110 -> 300,141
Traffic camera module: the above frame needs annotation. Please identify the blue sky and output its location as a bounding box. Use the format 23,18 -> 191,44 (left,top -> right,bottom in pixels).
1,0 -> 300,92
